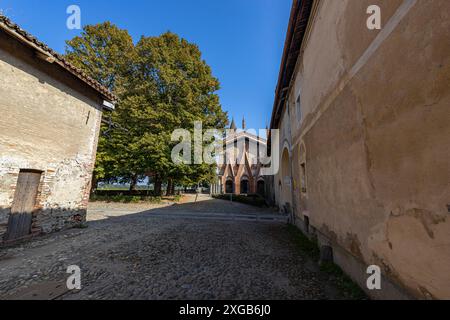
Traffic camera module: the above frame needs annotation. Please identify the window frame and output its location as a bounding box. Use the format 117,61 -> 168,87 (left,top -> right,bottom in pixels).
296,93 -> 302,123
300,162 -> 307,194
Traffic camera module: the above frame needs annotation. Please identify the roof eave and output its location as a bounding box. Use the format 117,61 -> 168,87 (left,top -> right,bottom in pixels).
269,0 -> 314,130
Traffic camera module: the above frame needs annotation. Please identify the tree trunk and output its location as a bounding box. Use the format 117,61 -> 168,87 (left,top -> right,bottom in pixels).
166,179 -> 173,196
171,181 -> 175,195
154,176 -> 162,196
130,174 -> 138,191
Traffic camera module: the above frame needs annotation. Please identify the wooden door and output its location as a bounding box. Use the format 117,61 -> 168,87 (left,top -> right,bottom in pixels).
4,170 -> 41,241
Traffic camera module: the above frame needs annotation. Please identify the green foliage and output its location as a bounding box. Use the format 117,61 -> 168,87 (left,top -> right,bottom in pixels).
97,185 -> 152,191
65,22 -> 135,184
129,196 -> 142,203
319,262 -> 367,299
212,194 -> 267,207
65,24 -> 228,194
286,225 -> 367,300
90,194 -> 162,204
65,22 -> 135,92
286,224 -> 320,261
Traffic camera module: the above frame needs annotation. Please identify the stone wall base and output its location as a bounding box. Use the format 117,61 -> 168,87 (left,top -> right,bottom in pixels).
292,216 -> 413,300
0,208 -> 87,246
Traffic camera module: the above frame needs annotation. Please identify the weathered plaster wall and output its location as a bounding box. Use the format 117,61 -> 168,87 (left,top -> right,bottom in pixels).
0,45 -> 103,238
274,107 -> 293,212
276,0 -> 450,299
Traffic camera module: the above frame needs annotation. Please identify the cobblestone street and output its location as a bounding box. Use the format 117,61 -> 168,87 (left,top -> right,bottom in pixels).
0,196 -> 353,300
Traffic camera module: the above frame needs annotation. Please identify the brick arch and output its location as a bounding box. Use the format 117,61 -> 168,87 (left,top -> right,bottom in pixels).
240,175 -> 250,194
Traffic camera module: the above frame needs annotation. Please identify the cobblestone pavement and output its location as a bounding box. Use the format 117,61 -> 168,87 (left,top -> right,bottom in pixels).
0,195 -> 346,300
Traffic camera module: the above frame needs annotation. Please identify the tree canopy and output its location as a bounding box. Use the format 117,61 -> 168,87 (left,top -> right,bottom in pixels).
65,22 -> 228,194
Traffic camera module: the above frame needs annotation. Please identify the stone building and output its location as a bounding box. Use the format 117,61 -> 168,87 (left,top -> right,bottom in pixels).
270,0 -> 450,299
215,118 -> 268,196
0,16 -> 116,243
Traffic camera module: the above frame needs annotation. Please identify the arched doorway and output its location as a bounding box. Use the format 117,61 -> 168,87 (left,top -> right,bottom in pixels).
280,147 -> 292,210
240,178 -> 249,194
225,179 -> 233,194
257,179 -> 265,196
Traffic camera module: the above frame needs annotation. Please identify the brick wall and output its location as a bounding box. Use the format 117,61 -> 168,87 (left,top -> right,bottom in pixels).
0,41 -> 103,240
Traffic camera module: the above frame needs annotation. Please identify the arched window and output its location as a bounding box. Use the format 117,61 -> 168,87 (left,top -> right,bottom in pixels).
280,146 -> 293,209
225,178 -> 234,194
240,178 -> 249,194
281,148 -> 291,189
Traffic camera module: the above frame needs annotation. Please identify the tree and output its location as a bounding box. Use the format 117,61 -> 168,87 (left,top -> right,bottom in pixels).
66,25 -> 228,195
126,32 -> 228,194
65,22 -> 135,190
65,22 -> 135,92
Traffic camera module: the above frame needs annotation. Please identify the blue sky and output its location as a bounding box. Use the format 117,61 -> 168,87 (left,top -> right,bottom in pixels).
0,0 -> 291,129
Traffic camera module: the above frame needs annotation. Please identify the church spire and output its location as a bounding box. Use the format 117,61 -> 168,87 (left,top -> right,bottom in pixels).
230,117 -> 237,130
242,116 -> 246,130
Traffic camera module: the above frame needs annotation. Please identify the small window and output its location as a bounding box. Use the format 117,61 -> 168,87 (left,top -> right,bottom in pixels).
296,94 -> 302,122
300,163 -> 307,193
304,215 -> 310,233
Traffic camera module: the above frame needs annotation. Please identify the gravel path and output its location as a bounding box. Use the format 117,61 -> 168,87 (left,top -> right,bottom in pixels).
0,196 -> 345,300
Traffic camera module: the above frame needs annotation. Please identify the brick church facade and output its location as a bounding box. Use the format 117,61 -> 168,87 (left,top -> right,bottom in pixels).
216,118 -> 268,196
